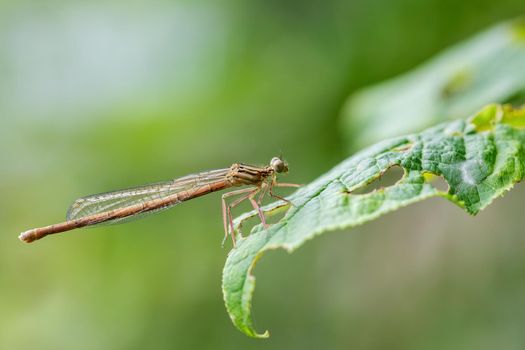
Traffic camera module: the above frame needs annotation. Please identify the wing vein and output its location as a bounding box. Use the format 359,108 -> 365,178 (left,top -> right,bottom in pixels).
66,168 -> 230,226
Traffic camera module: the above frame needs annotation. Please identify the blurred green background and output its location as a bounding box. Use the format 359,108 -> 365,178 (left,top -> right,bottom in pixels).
2,1 -> 525,349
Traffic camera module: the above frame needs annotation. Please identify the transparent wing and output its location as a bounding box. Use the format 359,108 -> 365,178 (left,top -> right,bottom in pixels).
66,168 -> 230,226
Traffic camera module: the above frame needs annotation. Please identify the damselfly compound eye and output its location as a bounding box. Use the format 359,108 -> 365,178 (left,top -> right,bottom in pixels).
270,157 -> 288,173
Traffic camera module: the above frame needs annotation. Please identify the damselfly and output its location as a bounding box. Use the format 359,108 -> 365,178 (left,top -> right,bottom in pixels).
19,157 -> 299,246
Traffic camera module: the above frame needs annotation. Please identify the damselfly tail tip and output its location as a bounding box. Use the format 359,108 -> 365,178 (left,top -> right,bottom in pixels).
19,230 -> 35,243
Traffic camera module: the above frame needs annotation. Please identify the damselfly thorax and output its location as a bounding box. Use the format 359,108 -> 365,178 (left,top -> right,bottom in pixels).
19,157 -> 299,246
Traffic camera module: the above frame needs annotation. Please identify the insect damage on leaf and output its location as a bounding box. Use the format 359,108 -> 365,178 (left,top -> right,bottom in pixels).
222,104 -> 525,338
348,165 -> 405,195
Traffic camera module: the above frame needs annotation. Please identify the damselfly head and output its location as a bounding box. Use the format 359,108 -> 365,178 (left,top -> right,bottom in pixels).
270,157 -> 288,173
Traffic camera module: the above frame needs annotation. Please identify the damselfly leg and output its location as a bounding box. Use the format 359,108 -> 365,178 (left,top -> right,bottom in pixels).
269,179 -> 301,206
221,187 -> 256,246
220,177 -> 301,247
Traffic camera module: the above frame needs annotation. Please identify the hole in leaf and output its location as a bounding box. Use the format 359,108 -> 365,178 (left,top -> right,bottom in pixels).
392,142 -> 413,152
265,204 -> 290,224
233,191 -> 293,236
351,165 -> 405,195
423,172 -> 449,192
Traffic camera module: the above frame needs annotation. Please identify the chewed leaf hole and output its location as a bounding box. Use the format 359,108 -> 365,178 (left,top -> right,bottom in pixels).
351,165 -> 405,195
392,142 -> 413,152
262,203 -> 290,225
236,199 -> 291,236
423,172 -> 449,192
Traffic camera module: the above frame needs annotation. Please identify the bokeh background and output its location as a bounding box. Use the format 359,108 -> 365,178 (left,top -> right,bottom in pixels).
1,1 -> 525,349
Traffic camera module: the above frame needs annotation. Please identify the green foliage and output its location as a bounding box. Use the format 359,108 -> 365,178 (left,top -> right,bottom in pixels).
341,18 -> 525,149
223,104 -> 525,338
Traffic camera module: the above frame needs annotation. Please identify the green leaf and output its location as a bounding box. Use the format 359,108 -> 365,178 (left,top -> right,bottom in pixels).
222,104 -> 525,338
341,17 -> 525,149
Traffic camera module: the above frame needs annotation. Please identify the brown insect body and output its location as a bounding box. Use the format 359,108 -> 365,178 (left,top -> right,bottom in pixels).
19,157 -> 298,246
228,163 -> 273,186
